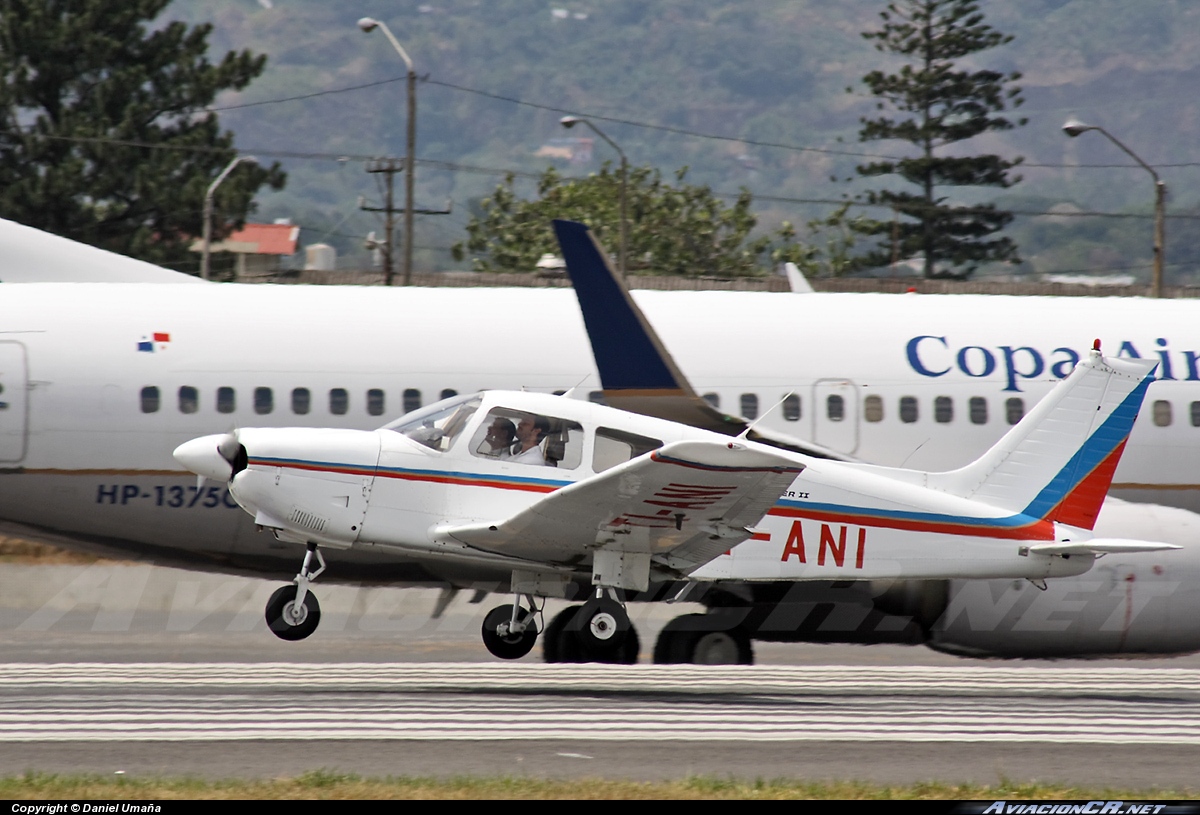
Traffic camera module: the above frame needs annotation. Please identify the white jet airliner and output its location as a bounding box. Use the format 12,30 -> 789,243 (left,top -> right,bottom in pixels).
1,217 -> 1198,662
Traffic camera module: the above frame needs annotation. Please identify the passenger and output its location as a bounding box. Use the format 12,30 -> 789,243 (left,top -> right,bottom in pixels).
479,417 -> 516,458
510,415 -> 550,465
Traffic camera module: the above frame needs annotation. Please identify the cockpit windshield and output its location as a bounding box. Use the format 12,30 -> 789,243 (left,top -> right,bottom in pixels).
382,393 -> 482,452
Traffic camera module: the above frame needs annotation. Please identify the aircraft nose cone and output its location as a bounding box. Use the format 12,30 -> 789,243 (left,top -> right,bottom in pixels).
173,433 -> 239,482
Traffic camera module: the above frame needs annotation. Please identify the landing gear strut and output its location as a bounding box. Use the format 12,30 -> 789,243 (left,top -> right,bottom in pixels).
265,542 -> 325,641
481,594 -> 540,660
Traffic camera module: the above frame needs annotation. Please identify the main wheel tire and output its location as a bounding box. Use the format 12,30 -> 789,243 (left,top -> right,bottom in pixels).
543,605 -> 586,663
653,613 -> 753,664
481,604 -> 538,660
572,596 -> 629,654
265,584 -> 321,641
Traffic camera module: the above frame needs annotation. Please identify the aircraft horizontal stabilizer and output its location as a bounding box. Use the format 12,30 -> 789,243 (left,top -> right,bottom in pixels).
443,439 -> 802,576
1028,539 -> 1182,556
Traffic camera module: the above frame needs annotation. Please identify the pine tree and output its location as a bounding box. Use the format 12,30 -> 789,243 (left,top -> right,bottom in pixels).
852,0 -> 1026,278
0,0 -> 284,269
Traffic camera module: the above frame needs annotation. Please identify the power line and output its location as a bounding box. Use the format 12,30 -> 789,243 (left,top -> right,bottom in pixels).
10,129 -> 1200,222
198,74 -> 1200,171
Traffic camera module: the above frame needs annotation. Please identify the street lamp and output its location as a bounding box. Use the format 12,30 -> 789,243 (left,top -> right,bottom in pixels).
359,17 -> 417,286
561,116 -> 628,280
1063,119 -> 1166,297
202,155 -> 255,281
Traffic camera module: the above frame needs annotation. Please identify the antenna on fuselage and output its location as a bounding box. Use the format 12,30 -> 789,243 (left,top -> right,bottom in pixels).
736,391 -> 795,441
560,373 -> 592,400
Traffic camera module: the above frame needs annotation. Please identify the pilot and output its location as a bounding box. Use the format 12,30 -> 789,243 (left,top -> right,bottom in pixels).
479,417 -> 516,458
510,415 -> 550,465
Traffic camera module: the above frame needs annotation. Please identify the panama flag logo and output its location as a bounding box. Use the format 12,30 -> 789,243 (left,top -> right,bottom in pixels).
137,332 -> 171,353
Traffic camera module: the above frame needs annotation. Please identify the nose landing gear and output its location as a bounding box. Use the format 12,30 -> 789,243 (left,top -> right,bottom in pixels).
481,595 -> 540,659
265,542 -> 326,641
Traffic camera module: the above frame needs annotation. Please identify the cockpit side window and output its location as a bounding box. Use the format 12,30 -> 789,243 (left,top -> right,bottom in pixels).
469,407 -> 584,469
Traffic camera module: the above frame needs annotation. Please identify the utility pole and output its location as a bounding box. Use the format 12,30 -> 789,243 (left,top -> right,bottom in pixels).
361,157 -> 452,284
362,158 -> 404,286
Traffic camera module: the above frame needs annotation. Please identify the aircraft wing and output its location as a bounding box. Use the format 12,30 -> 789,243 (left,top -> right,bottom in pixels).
551,219 -> 852,462
441,440 -> 803,578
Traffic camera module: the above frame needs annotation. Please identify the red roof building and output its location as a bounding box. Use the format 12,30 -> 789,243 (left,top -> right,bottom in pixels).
191,222 -> 300,280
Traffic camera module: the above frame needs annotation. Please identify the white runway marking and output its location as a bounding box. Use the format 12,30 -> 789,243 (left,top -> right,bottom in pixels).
2,663 -> 1197,743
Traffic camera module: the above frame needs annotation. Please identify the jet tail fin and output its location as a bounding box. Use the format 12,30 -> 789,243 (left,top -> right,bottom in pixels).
928,345 -> 1156,530
552,219 -> 852,461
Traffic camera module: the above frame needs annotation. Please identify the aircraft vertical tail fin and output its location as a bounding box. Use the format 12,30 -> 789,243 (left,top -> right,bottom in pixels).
551,219 -> 695,397
929,345 -> 1156,530
552,219 -> 854,461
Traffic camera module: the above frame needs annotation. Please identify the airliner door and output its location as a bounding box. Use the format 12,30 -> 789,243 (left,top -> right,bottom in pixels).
812,378 -> 859,455
0,342 -> 28,462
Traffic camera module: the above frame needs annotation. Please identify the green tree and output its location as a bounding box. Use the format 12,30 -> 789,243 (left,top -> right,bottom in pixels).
0,0 -> 284,268
453,164 -> 808,277
851,0 -> 1026,278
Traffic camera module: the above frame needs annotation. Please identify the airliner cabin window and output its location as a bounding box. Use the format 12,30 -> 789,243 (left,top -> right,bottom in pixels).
741,394 -> 758,420
782,394 -> 801,422
178,386 -> 198,414
703,393 -> 720,409
826,394 -> 845,422
140,386 -> 160,414
934,396 -> 953,424
292,388 -> 310,415
367,389 -> 385,417
216,387 -> 235,414
899,396 -> 918,424
863,395 -> 883,423
1005,397 -> 1025,425
329,388 -> 348,416
468,406 -> 583,469
1192,401 -> 1200,427
254,387 -> 273,415
403,389 -> 422,414
969,396 -> 988,425
440,389 -> 458,401
385,393 -> 482,453
593,427 -> 662,473
1153,400 -> 1172,427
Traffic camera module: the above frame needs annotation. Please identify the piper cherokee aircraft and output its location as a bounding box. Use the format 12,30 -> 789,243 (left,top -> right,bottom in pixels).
172,344 -> 1176,660
2,216 -> 1200,662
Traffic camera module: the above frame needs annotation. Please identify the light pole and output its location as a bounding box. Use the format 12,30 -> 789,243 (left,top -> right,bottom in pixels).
359,17 -> 416,286
561,116 -> 627,280
1063,119 -> 1166,297
202,155 -> 255,281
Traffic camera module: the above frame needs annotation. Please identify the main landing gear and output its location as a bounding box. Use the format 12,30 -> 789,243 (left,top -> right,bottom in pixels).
542,590 -> 640,664
265,542 -> 325,641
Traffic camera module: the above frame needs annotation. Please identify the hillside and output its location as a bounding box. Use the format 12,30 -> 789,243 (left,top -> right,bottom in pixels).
167,0 -> 1200,281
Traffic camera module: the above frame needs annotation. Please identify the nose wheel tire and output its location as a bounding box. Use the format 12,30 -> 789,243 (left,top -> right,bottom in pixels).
265,584 -> 321,641
482,604 -> 539,660
573,596 -> 630,653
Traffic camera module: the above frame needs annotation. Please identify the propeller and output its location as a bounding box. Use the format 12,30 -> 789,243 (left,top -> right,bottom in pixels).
173,431 -> 247,483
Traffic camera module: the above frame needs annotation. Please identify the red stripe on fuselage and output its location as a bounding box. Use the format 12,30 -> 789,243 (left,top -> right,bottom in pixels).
767,505 -> 1055,541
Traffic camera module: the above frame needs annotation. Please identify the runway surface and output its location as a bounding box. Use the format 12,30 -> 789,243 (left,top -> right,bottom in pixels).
2,564 -> 1199,786
1,662 -> 1198,785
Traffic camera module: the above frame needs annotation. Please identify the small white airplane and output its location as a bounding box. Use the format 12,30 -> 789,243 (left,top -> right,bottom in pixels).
2,215 -> 1199,662
173,343 -> 1176,660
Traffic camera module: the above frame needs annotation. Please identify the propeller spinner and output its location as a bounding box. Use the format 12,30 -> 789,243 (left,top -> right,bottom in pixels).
173,432 -> 246,482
